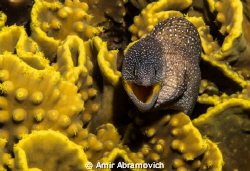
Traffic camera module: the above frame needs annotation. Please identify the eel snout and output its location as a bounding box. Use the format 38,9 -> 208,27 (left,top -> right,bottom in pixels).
123,80 -> 162,111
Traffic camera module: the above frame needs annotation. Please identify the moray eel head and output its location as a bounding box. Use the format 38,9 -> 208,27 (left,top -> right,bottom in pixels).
123,17 -> 201,114
122,36 -> 163,112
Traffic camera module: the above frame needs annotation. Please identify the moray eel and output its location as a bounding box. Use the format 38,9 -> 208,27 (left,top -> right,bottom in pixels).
122,17 -> 201,115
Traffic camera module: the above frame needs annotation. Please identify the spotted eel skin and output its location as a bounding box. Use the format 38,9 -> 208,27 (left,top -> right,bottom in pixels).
122,17 -> 201,115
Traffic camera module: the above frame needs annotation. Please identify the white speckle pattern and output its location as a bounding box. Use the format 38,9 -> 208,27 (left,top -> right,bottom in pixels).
122,17 -> 201,115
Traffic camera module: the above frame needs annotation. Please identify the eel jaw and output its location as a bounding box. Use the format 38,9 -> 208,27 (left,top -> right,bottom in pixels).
123,80 -> 162,112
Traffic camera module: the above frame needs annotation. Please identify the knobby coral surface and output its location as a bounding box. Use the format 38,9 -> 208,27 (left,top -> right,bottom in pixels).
31,0 -> 103,59
0,0 -> 250,170
0,12 -> 6,29
80,0 -> 128,25
0,53 -> 84,150
125,112 -> 223,171
13,130 -> 89,171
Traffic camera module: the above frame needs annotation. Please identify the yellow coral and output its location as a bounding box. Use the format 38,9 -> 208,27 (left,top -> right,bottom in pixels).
11,125 -> 146,171
85,124 -> 122,162
56,35 -> 121,86
93,36 -> 121,86
0,138 -> 12,170
201,139 -> 224,170
211,0 -> 243,53
242,0 -> 250,42
88,124 -> 144,171
0,54 -> 84,151
72,124 -> 119,161
56,35 -> 90,84
204,0 -> 250,71
196,96 -> 250,125
54,35 -> 121,127
31,0 -> 103,59
0,138 -> 7,170
0,12 -> 6,29
13,130 -> 90,171
199,79 -> 219,95
193,95 -> 250,170
201,54 -> 248,88
55,36 -> 97,126
126,113 -> 223,171
80,0 -> 127,25
0,26 -> 38,55
129,0 -> 192,41
0,25 -> 49,70
97,148 -> 145,171
129,0 -> 152,10
193,54 -> 250,171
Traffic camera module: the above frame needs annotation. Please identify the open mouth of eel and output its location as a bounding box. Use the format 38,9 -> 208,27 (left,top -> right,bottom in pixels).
123,80 -> 161,111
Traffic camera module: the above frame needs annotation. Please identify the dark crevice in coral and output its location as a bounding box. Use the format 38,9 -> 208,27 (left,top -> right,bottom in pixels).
12,118 -> 24,125
190,103 -> 213,120
200,60 -> 242,95
49,49 -> 58,65
188,0 -> 224,46
202,0 -> 225,46
82,122 -> 88,130
137,110 -> 171,126
124,2 -> 141,24
99,3 -> 135,71
125,129 -> 150,152
124,111 -> 170,151
91,51 -> 104,95
50,57 -> 57,66
229,59 -> 245,67
13,48 -> 17,55
26,19 -> 32,36
123,1 -> 140,45
111,83 -> 132,136
180,6 -> 192,15
97,0 -> 139,53
117,50 -> 125,71
97,1 -> 141,73
239,109 -> 250,134
0,122 -> 3,129
4,166 -> 11,171
0,0 -> 34,26
99,20 -> 127,50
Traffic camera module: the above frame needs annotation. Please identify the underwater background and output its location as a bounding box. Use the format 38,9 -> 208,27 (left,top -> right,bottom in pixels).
0,0 -> 249,170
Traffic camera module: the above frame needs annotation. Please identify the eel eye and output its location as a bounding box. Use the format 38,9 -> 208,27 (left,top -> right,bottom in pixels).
133,69 -> 137,77
154,69 -> 157,76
